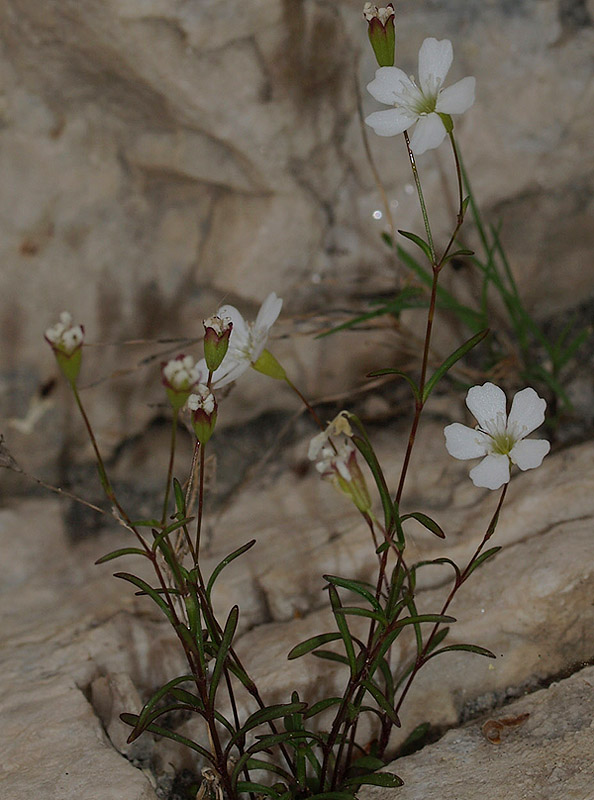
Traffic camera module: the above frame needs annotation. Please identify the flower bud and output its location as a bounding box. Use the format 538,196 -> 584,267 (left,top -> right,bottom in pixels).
363,3 -> 395,67
203,314 -> 233,372
188,385 -> 218,444
44,311 -> 85,385
162,354 -> 204,411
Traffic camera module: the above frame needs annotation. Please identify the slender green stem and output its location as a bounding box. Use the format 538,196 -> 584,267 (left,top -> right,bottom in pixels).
70,383 -> 150,552
403,131 -> 437,265
161,409 -> 179,526
390,485 -> 508,723
285,376 -> 324,429
195,444 -> 206,558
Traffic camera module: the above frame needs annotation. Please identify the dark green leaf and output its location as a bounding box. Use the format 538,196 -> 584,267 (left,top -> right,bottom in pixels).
242,759 -> 294,782
426,643 -> 496,660
422,329 -> 489,402
173,477 -> 186,515
329,585 -> 357,676
336,606 -> 388,626
206,541 -> 256,599
236,782 -> 282,799
209,605 -> 239,704
398,229 -> 433,262
324,575 -> 383,613
95,547 -> 148,564
343,772 -> 403,789
366,368 -> 420,403
303,697 -> 343,719
114,572 -> 174,623
311,650 -> 350,666
120,713 -> 213,762
464,546 -> 501,579
349,414 -> 395,539
401,511 -> 445,539
361,680 -> 400,727
229,702 -> 307,747
287,632 -> 342,660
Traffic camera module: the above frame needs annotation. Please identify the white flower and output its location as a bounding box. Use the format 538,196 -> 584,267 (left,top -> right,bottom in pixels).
365,37 -> 475,155
44,311 -> 84,354
444,383 -> 550,490
188,384 -> 216,416
203,292 -> 283,388
161,354 -> 205,391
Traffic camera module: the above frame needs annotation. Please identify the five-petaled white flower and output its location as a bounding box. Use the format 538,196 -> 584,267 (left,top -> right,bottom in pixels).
202,292 -> 283,388
444,383 -> 550,490
365,37 -> 475,155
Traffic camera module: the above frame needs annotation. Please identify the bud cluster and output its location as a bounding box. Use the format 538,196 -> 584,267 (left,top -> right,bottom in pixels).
44,311 -> 85,384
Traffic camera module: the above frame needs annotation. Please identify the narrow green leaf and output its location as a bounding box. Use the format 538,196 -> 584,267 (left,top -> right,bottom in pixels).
412,557 -> 461,582
426,643 -> 496,660
114,572 -> 174,623
423,328 -> 489,402
303,697 -> 343,720
95,547 -> 148,564
230,702 -> 307,747
287,632 -> 342,660
399,229 -> 433,262
361,680 -> 400,727
312,650 -> 350,666
349,414 -> 395,538
236,782 -> 282,799
206,540 -> 256,600
129,518 -> 161,527
343,772 -> 403,789
366,368 -> 420,403
120,713 -> 213,762
336,606 -> 388,626
324,575 -> 383,613
329,585 -> 357,676
401,511 -> 445,539
173,477 -> 186,515
464,546 -> 501,579
242,759 -> 294,782
151,517 -> 194,551
347,755 -> 385,773
209,605 -> 239,704
306,793 -> 356,800
129,675 -> 195,738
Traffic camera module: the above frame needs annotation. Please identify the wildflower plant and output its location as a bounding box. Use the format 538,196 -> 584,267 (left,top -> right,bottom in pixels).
35,6 -> 557,800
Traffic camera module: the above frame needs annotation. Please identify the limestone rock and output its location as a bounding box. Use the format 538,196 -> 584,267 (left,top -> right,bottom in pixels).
1,0 -> 593,481
359,665 -> 594,800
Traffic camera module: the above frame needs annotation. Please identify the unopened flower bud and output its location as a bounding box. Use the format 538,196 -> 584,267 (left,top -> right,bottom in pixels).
162,354 -> 204,411
363,3 -> 395,67
203,314 -> 233,372
188,385 -> 218,444
44,311 -> 85,385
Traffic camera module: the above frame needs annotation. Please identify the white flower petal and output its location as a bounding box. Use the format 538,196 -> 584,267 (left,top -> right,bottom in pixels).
436,76 -> 476,115
208,355 -> 249,389
509,438 -> 550,471
418,38 -> 453,94
444,422 -> 490,460
365,108 -> 416,137
255,292 -> 283,332
507,387 -> 547,439
409,113 -> 447,155
466,382 -> 507,434
366,67 -> 413,105
469,454 -> 510,490
218,304 -> 249,344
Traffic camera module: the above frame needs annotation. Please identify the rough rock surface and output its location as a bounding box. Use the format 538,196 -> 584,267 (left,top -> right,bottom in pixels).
1,0 -> 593,481
1,426 -> 593,797
360,664 -> 594,800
